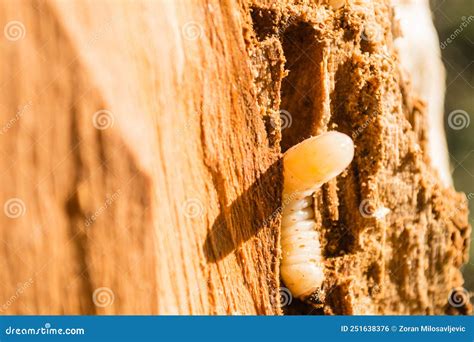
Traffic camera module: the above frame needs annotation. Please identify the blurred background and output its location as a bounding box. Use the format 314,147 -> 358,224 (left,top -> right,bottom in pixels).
430,0 -> 473,291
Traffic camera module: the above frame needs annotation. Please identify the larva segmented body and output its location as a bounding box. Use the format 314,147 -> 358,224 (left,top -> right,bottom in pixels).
280,131 -> 354,299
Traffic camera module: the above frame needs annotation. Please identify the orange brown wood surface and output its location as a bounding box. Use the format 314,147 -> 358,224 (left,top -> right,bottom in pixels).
0,0 -> 470,315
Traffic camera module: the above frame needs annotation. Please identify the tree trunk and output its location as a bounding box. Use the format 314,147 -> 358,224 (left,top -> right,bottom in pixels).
0,0 -> 470,315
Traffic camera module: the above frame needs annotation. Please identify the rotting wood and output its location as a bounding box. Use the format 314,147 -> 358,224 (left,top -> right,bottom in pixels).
248,0 -> 470,315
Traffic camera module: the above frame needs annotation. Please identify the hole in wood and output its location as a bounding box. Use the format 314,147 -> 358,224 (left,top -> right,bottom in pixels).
280,22 -> 326,152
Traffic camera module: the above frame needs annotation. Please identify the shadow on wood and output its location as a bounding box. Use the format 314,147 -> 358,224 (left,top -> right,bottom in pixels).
203,160 -> 282,262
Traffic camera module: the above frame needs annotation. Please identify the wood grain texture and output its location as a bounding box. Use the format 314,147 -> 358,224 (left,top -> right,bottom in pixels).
0,0 -> 282,314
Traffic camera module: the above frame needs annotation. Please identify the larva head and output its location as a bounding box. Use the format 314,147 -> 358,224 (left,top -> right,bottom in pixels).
283,131 -> 354,194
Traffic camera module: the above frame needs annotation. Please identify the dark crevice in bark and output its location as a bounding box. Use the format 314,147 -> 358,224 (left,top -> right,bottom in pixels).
280,22 -> 325,152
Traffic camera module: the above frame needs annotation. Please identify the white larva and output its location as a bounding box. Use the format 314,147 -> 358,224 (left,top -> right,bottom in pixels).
280,131 -> 354,299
